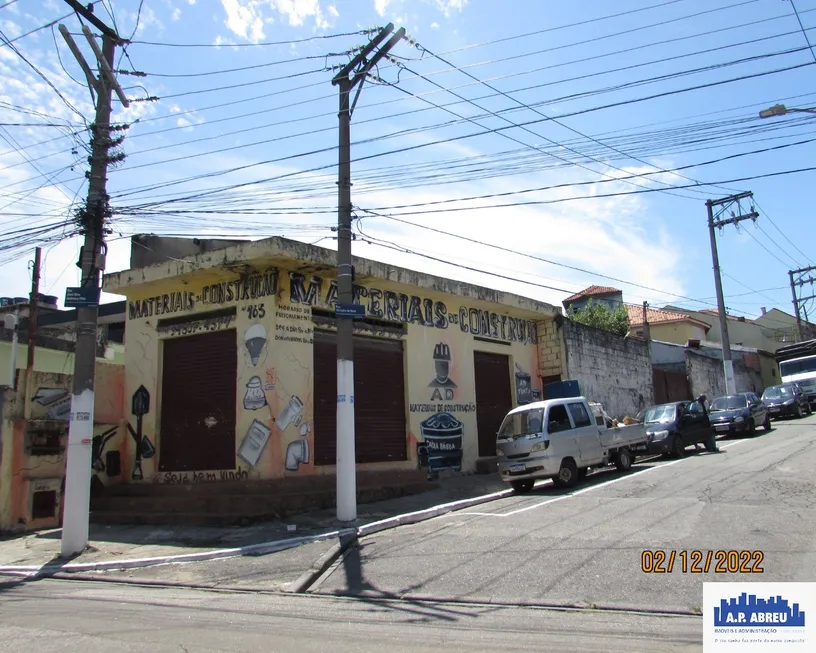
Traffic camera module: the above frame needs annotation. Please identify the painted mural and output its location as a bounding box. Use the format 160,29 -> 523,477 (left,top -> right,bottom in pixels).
117,259 -> 546,484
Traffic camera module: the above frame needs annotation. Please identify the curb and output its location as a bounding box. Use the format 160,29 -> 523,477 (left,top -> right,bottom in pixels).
0,485 -> 512,579
285,532 -> 358,594
0,528 -> 356,579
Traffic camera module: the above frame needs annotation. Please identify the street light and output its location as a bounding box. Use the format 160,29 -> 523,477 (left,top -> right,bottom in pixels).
759,103 -> 816,118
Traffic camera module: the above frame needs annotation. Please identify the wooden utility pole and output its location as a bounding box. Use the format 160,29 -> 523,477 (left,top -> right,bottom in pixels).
331,24 -> 405,522
706,192 -> 759,395
59,3 -> 127,557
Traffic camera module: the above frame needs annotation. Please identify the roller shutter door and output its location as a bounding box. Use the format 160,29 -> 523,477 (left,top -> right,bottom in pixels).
159,329 -> 237,471
313,330 -> 407,465
474,351 -> 513,457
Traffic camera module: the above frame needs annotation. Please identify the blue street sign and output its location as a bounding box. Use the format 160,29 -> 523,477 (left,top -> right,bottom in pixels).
335,303 -> 366,319
64,286 -> 100,308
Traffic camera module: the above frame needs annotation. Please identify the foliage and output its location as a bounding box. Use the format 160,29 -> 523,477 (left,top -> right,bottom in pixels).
569,298 -> 630,337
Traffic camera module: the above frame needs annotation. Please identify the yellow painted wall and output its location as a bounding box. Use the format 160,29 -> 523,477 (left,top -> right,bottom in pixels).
0,341 -> 125,387
650,322 -> 707,345
119,264 -> 543,483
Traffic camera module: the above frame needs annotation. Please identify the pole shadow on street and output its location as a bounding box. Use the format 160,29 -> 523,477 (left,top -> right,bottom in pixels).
337,541 -> 500,623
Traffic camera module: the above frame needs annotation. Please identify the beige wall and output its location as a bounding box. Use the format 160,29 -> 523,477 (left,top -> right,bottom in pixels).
0,341 -> 125,387
649,322 -> 707,345
119,263 -> 545,483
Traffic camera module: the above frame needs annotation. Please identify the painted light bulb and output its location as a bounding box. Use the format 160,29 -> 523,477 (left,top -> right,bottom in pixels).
245,323 -> 267,366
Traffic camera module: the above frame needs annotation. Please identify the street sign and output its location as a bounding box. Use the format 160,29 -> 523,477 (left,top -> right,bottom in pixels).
64,286 -> 100,308
335,303 -> 366,319
131,385 -> 150,417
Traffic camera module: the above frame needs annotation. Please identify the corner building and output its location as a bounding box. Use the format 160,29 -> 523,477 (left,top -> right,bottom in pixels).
103,237 -> 560,486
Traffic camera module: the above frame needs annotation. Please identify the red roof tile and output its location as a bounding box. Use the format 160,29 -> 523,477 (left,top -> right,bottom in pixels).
564,285 -> 622,303
626,304 -> 710,330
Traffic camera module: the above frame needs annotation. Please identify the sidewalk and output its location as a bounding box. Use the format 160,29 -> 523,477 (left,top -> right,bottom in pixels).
0,473 -> 508,574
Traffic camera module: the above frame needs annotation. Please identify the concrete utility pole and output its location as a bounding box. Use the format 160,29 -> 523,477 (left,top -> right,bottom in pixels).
23,247 -> 41,418
789,265 -> 816,341
331,24 -> 405,522
59,3 -> 127,557
706,192 -> 759,395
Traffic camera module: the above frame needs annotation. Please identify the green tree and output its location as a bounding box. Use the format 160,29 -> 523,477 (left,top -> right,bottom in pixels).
569,298 -> 630,337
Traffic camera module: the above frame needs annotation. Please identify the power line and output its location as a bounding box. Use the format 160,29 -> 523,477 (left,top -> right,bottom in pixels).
130,28 -> 379,48
0,1 -> 104,48
789,0 -> 816,64
753,200 -> 814,266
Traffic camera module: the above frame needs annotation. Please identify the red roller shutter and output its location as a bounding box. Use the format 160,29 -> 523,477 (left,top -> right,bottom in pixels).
313,330 -> 407,465
474,351 -> 513,457
159,329 -> 237,471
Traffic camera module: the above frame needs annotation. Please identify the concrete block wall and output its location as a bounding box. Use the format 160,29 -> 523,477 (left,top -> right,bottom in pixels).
685,350 -> 764,400
536,318 -> 563,378
561,320 -> 654,419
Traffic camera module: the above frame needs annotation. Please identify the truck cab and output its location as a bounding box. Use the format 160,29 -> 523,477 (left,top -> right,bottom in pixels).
495,396 -> 648,494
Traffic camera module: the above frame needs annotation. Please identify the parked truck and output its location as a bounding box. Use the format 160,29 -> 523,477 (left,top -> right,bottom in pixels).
495,396 -> 649,493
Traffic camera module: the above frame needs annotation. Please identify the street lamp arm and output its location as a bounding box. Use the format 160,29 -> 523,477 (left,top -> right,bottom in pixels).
759,103 -> 816,118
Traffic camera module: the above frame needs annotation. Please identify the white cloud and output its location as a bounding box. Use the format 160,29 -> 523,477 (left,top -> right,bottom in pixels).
375,0 -> 391,16
328,4 -> 339,17
430,21 -> 439,29
172,8 -> 182,21
188,0 -> 197,4
221,0 -> 265,42
429,0 -> 468,16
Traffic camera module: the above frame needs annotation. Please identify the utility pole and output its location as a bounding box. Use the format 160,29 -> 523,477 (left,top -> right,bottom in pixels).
331,24 -> 405,522
789,265 -> 816,342
23,247 -> 41,419
59,3 -> 128,557
706,192 -> 759,395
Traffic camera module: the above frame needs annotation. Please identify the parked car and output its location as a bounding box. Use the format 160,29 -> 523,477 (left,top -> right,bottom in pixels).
709,392 -> 770,436
761,383 -> 813,419
495,397 -> 649,493
636,400 -> 716,457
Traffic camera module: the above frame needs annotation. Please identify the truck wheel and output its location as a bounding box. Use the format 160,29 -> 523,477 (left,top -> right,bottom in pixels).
511,480 -> 534,494
553,459 -> 579,488
672,436 -> 686,458
614,447 -> 633,471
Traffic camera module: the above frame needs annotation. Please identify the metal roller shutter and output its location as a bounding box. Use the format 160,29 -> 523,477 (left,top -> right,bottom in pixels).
313,330 -> 407,465
474,351 -> 513,457
159,329 -> 237,471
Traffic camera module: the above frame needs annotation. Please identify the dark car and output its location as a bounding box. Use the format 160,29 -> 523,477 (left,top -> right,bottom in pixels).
709,392 -> 770,437
762,383 -> 812,419
637,399 -> 716,457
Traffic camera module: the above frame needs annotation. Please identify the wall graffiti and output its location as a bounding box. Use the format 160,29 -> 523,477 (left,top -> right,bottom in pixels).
128,385 -> 155,480
244,324 -> 267,366
429,342 -> 457,401
276,395 -> 304,431
127,268 -> 279,319
237,419 -> 272,468
243,376 -> 268,410
91,426 -> 119,474
32,387 -> 71,421
515,363 -> 533,405
288,272 -> 537,345
285,422 -> 311,471
153,469 -> 250,484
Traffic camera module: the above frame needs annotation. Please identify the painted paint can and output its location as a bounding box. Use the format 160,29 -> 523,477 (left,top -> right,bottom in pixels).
419,412 -> 463,473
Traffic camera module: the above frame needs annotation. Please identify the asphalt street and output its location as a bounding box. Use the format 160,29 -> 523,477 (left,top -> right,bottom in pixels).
314,414 -> 816,613
0,578 -> 699,652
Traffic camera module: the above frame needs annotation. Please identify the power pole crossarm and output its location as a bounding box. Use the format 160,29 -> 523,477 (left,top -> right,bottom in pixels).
706,192 -> 759,395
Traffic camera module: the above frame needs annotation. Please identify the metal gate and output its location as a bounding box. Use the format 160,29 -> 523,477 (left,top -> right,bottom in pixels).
653,368 -> 692,405
159,329 -> 237,471
313,330 -> 407,465
474,351 -> 513,457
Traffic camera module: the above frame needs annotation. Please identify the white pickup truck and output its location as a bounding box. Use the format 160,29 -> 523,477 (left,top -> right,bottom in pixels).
495,396 -> 649,493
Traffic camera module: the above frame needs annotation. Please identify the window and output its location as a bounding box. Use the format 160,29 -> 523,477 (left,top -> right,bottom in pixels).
689,401 -> 704,415
31,490 -> 57,520
547,404 -> 573,433
567,402 -> 592,428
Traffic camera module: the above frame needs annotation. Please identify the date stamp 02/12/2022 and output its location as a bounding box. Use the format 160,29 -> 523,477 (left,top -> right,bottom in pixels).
641,550 -> 765,574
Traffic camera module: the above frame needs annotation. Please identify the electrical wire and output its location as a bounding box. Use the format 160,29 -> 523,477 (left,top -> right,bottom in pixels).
753,200 -> 814,266
789,0 -> 816,64
130,28 -> 379,48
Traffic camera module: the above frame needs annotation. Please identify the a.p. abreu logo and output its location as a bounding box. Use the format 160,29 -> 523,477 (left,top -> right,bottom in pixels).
714,592 -> 806,627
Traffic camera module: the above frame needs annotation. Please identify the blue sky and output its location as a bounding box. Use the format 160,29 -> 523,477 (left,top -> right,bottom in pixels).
1,0 -> 816,327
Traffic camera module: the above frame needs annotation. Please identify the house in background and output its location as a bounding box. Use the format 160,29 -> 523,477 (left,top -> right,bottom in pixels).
626,304 -> 710,343
562,286 -> 623,313
753,307 -> 816,344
